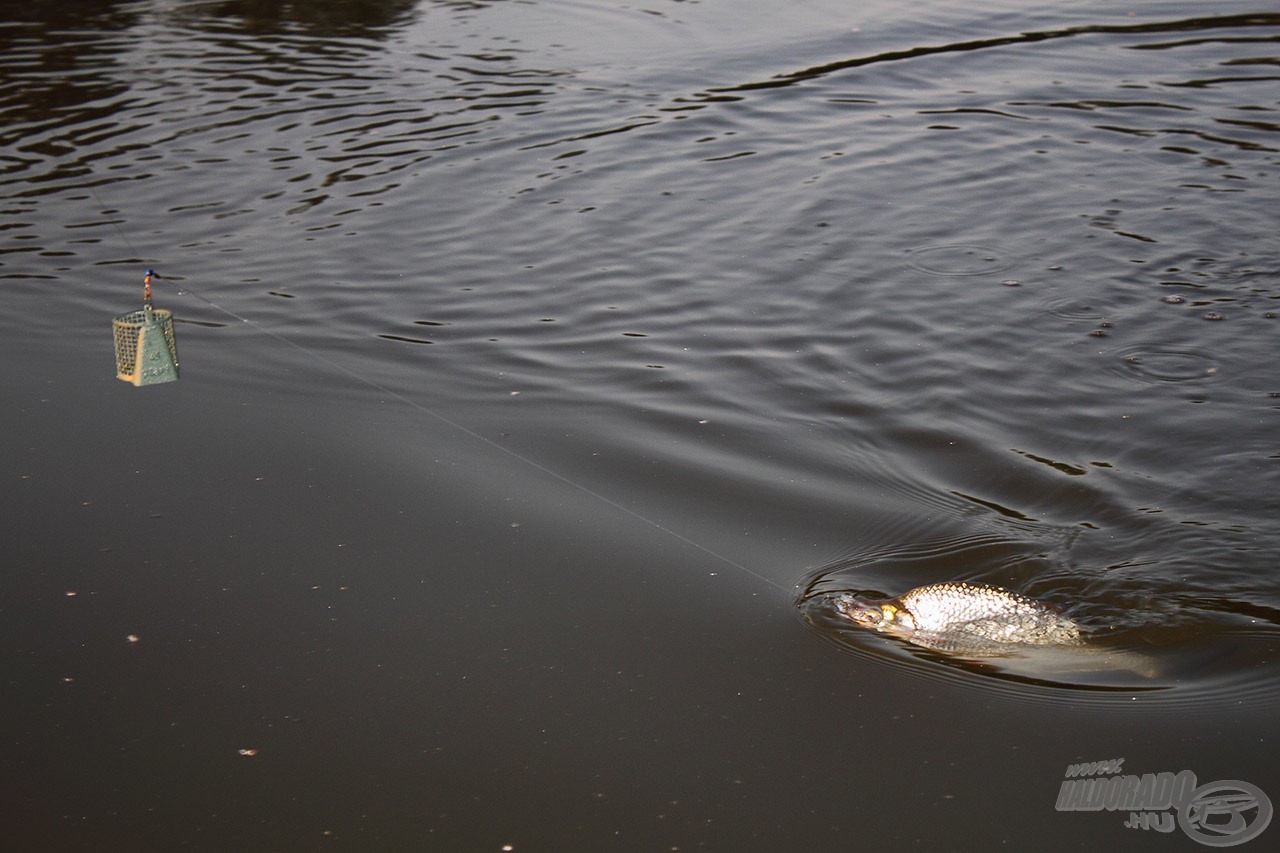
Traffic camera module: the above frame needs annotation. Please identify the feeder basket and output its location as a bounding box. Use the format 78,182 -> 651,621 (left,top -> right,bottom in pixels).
113,306 -> 179,386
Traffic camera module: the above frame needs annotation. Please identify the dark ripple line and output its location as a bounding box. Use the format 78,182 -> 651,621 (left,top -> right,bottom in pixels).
707,14 -> 1280,95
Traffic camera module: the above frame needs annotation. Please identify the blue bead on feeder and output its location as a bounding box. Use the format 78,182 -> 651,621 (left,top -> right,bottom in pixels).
112,269 -> 179,386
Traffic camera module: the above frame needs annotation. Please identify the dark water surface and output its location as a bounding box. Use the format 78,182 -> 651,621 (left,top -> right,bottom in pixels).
3,0 -> 1278,849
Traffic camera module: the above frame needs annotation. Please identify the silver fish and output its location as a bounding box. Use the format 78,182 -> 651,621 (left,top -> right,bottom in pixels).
835,581 -> 1082,655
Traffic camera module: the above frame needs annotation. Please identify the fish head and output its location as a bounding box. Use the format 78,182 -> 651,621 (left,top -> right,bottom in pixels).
835,595 -> 917,636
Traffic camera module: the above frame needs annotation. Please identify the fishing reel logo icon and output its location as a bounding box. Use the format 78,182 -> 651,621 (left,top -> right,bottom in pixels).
1179,780 -> 1272,847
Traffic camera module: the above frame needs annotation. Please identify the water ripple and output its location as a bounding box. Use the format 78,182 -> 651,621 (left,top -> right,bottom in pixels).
906,243 -> 1014,276
1110,344 -> 1219,383
796,536 -> 1280,710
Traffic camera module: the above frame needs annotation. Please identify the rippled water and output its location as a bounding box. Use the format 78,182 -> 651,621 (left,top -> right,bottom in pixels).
3,0 -> 1278,849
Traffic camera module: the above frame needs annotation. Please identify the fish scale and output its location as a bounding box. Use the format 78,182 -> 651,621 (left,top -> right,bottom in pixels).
901,583 -> 1075,634
835,581 -> 1082,655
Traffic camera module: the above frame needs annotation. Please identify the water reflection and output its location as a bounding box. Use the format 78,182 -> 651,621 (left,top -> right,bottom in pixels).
174,0 -> 421,35
0,5 -> 136,160
4,1 -> 1280,847
0,0 -> 578,225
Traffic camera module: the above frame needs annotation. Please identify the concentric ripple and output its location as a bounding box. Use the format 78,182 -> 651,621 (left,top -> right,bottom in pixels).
906,244 -> 1015,276
1111,344 -> 1218,384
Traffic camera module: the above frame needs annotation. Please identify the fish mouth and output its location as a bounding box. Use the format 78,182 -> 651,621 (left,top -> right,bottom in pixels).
833,594 -> 919,639
834,594 -> 888,628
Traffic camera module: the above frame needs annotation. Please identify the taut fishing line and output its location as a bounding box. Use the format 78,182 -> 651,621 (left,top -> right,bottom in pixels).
88,184 -> 787,593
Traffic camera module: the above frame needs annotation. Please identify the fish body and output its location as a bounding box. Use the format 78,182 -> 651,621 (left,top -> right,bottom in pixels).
835,581 -> 1082,655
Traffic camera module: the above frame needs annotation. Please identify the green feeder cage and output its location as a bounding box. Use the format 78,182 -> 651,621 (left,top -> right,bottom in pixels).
112,270 -> 180,386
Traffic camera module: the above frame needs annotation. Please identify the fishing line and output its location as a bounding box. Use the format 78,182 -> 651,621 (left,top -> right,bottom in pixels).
88,184 -> 787,593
